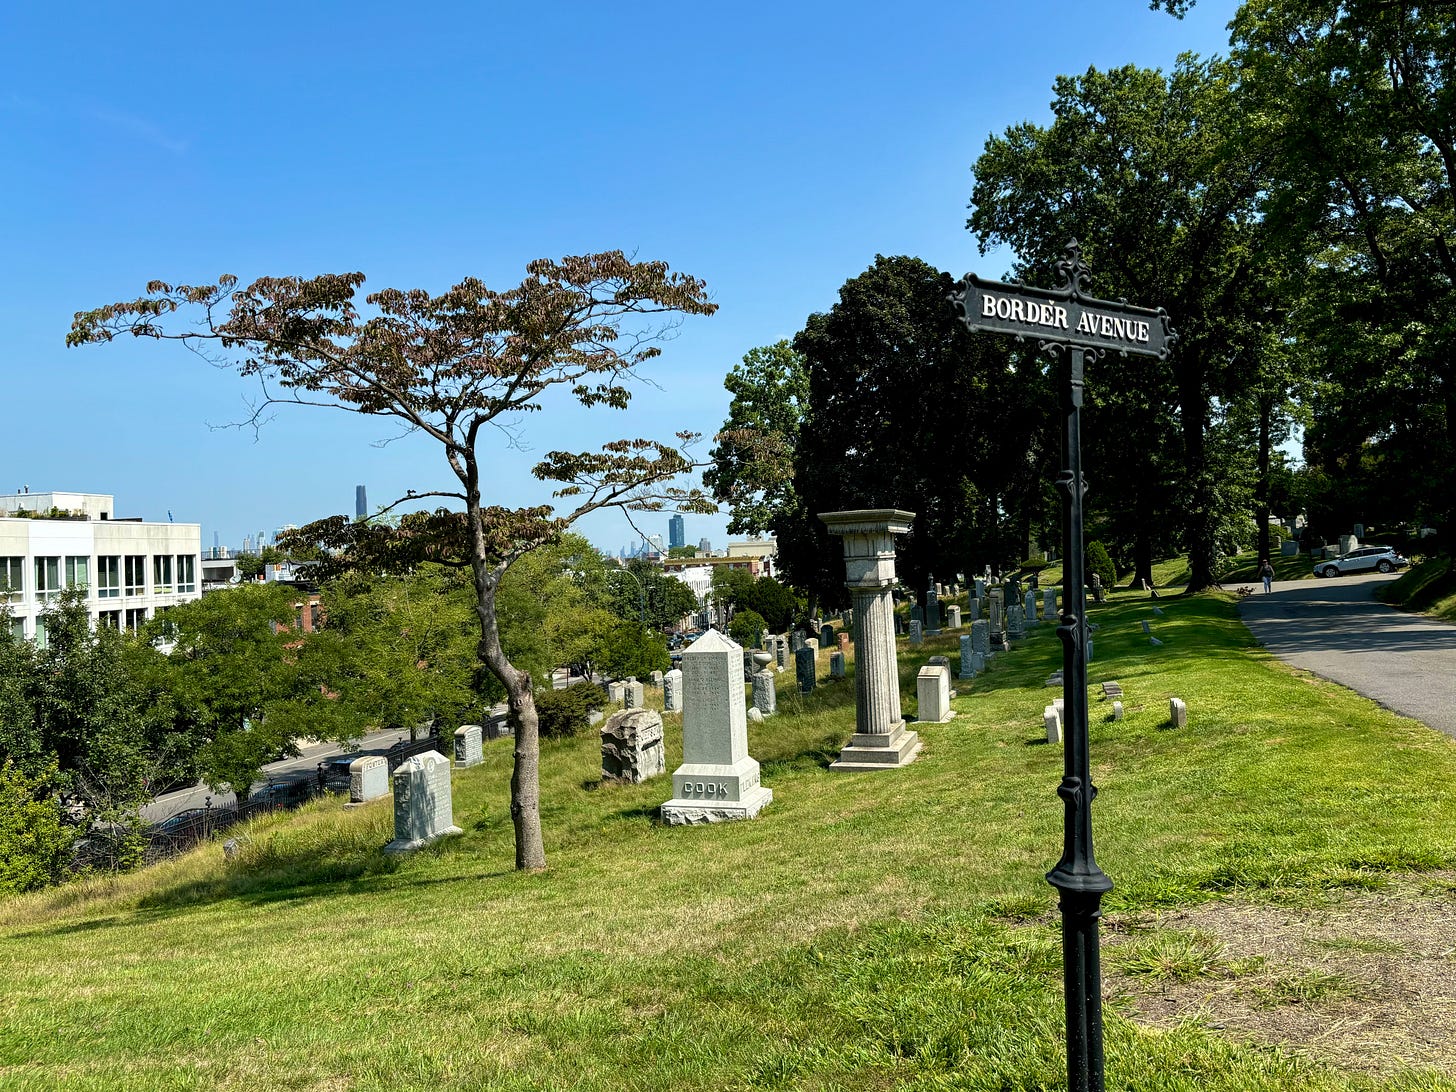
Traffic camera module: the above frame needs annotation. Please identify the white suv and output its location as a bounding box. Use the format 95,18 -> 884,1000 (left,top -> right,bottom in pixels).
1316,545 -> 1409,578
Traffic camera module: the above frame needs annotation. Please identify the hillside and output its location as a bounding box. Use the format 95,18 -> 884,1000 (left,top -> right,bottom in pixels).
3,592 -> 1455,1090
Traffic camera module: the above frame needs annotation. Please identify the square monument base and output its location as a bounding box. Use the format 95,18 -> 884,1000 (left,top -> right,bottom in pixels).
830,722 -> 921,771
660,758 -> 773,825
383,825 -> 462,855
660,785 -> 773,825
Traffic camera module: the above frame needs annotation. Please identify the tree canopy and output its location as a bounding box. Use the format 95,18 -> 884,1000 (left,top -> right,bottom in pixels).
71,251 -> 717,871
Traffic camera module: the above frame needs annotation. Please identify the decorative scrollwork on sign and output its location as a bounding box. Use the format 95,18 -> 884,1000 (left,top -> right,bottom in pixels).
1056,239 -> 1093,299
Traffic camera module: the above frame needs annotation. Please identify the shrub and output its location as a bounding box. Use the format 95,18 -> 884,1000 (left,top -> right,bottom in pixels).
0,762 -> 75,894
728,609 -> 766,648
1085,540 -> 1116,589
533,683 -> 609,740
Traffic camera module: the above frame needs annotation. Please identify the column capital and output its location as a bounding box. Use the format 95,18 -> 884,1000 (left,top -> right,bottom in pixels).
819,509 -> 915,590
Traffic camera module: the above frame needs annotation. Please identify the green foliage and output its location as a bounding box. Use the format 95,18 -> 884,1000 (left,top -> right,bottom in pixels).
0,762 -> 74,894
705,341 -> 810,537
591,620 -> 671,682
971,57 -> 1289,593
666,545 -> 697,558
727,609 -> 766,649
783,256 -> 1048,607
1085,540 -> 1116,589
139,583 -> 309,794
532,683 -> 608,741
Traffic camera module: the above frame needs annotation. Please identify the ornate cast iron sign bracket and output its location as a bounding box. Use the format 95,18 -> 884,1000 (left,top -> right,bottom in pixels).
949,240 -> 1177,1092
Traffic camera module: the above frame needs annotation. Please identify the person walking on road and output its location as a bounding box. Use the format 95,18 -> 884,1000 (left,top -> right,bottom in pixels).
1259,558 -> 1274,594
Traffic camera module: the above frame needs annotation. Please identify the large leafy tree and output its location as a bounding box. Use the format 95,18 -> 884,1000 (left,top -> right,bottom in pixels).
782,255 -> 1044,610
134,582 -> 309,795
1229,0 -> 1456,540
705,340 -> 809,536
70,252 -> 715,871
970,57 -> 1286,590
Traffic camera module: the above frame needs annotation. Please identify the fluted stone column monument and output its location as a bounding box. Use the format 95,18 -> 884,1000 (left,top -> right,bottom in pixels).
820,509 -> 922,771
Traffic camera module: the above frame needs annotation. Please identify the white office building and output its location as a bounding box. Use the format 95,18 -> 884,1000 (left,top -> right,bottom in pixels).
0,491 -> 202,645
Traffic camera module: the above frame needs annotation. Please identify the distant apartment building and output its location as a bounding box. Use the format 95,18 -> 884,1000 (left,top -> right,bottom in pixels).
0,491 -> 202,644
668,514 -> 686,551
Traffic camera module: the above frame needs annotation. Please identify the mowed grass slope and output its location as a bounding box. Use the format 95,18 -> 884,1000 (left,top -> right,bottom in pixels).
3,594 -> 1456,1090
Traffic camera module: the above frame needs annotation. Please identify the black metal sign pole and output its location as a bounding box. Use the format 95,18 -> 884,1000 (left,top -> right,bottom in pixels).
949,241 -> 1175,1092
1045,341 -> 1112,1092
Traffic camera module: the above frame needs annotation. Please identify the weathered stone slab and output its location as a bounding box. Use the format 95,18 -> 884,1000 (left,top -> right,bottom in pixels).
453,724 -> 484,769
820,624 -> 835,648
917,664 -> 954,723
601,708 -> 666,784
1045,705 -> 1063,744
752,667 -> 777,715
1042,588 -> 1058,621
349,755 -> 389,804
946,605 -> 961,629
958,635 -> 976,680
1112,701 -> 1124,721
384,751 -> 460,854
795,645 -> 816,694
664,668 -> 684,712
908,619 -> 923,646
1169,697 -> 1187,728
626,680 -> 645,708
830,651 -> 845,678
608,681 -> 626,705
650,670 -> 664,688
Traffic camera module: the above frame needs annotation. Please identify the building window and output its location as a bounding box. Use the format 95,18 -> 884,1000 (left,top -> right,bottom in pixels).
153,555 -> 174,594
154,606 -> 177,640
124,608 -> 147,632
0,557 -> 21,603
310,602 -> 322,631
34,616 -> 47,649
176,554 -> 196,594
34,557 -> 61,602
8,616 -> 23,641
97,556 -> 121,599
65,555 -> 89,592
98,610 -> 121,630
124,556 -> 146,596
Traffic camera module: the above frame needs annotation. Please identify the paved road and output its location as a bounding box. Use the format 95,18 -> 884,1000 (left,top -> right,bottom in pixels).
1237,571 -> 1456,739
139,726 -> 415,823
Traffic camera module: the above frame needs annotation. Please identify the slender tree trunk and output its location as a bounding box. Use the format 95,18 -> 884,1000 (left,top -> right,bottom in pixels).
1255,393 -> 1274,563
1181,377 -> 1218,594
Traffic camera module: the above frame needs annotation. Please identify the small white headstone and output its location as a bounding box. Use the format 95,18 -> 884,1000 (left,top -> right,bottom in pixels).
626,680 -> 645,708
349,755 -> 389,804
908,619 -> 923,646
752,666 -> 777,715
830,651 -> 846,678
453,724 -> 484,769
650,670 -> 664,688
1112,701 -> 1124,721
916,664 -> 955,723
384,751 -> 461,854
1044,705 -> 1063,744
1169,697 -> 1187,728
608,681 -> 626,705
946,605 -> 962,629
663,668 -> 684,713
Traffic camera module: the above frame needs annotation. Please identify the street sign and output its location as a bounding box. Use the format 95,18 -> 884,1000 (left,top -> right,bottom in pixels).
950,262 -> 1175,360
947,240 -> 1176,1092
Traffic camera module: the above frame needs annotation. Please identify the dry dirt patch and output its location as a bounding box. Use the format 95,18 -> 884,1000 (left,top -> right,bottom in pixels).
1104,874 -> 1456,1078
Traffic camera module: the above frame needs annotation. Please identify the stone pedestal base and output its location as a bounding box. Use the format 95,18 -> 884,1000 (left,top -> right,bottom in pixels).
384,825 -> 462,855
660,757 -> 773,824
830,722 -> 922,771
661,786 -> 773,825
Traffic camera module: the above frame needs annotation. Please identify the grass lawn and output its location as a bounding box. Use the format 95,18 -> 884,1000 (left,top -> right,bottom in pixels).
3,595 -> 1456,1090
1380,557 -> 1456,622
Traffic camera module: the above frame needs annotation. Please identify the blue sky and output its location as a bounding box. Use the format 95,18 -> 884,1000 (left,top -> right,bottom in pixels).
2,0 -> 1237,556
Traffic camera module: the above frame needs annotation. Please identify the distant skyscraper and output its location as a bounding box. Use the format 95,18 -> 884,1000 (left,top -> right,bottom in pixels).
698,537 -> 712,555
668,514 -> 685,550
356,484 -> 368,522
